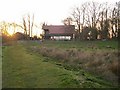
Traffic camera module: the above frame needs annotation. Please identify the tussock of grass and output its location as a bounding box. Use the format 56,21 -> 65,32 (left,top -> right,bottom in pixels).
30,45 -> 119,85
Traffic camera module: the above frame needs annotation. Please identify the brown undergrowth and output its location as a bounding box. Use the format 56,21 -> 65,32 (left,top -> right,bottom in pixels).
30,46 -> 119,85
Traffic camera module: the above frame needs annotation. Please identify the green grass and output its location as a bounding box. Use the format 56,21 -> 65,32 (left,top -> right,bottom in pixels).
2,40 -> 119,88
0,36 -> 2,89
27,40 -> 119,85
2,44 -> 80,88
28,40 -> 118,51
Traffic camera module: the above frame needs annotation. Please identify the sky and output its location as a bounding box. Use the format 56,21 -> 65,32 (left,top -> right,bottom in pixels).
0,0 -> 119,36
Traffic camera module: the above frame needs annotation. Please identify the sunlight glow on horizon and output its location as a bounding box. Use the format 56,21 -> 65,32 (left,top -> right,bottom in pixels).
0,0 -> 119,36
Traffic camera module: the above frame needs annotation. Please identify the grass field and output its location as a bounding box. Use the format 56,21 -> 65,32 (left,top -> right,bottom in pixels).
0,37 -> 2,89
2,40 -> 119,88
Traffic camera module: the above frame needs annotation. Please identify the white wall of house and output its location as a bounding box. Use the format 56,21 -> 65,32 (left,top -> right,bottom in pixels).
51,36 -> 71,40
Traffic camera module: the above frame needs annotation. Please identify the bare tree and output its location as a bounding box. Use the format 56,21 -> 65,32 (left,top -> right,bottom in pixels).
86,2 -> 103,28
81,4 -> 86,27
28,14 -> 30,38
22,13 -> 34,40
62,17 -> 73,25
72,7 -> 81,34
71,2 -> 102,40
23,17 -> 27,39
112,2 -> 120,39
31,14 -> 34,38
0,21 -> 9,35
9,22 -> 22,34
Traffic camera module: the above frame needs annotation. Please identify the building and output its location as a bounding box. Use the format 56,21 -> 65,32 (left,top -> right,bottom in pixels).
42,25 -> 75,40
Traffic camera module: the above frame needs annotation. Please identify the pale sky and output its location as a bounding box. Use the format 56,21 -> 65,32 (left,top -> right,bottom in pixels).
0,0 -> 119,36
0,0 -> 119,24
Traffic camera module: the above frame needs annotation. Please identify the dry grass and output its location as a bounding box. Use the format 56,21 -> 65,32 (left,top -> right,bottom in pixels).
30,46 -> 119,85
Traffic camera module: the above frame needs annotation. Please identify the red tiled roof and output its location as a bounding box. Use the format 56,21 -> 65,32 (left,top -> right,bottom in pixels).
43,25 -> 75,35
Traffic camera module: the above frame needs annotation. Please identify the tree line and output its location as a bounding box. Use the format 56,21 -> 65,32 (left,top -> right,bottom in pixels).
63,1 -> 120,40
1,1 -> 120,42
0,13 -> 38,42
